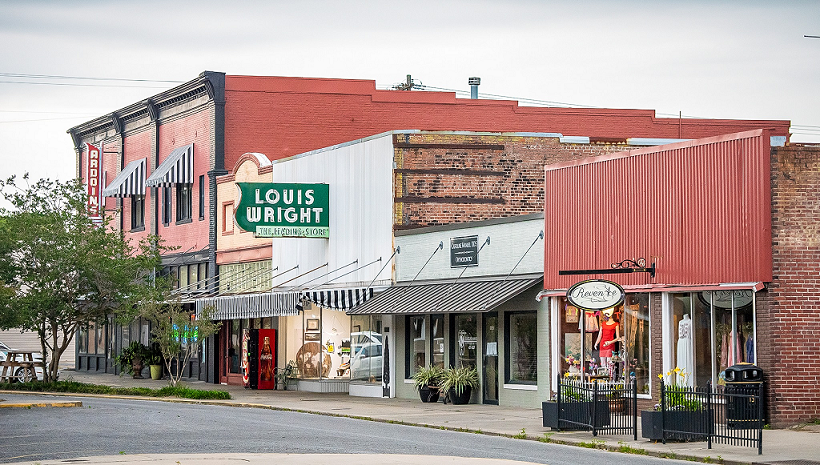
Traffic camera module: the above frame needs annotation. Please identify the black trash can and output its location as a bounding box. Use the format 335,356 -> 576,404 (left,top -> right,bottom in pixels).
723,363 -> 764,429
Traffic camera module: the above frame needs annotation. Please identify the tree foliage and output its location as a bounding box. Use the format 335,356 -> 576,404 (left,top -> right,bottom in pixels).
0,175 -> 159,382
131,283 -> 219,387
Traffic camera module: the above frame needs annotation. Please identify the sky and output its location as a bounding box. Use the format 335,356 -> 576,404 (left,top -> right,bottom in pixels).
1,0 -> 819,185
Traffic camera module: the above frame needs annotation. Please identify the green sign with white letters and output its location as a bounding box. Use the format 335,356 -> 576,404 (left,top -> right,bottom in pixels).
235,183 -> 329,238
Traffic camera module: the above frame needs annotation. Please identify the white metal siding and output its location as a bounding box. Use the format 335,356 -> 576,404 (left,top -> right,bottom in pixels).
395,217 -> 544,282
269,135 -> 395,289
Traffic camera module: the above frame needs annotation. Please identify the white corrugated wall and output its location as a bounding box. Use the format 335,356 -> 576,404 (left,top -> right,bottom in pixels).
269,134 -> 396,289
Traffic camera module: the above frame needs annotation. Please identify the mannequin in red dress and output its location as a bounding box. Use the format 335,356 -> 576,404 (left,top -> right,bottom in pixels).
594,308 -> 621,375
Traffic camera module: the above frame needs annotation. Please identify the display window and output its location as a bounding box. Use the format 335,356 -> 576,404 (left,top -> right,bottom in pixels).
506,312 -> 536,384
282,302 -> 352,380
668,290 -> 755,387
453,314 -> 477,369
555,294 -> 650,394
350,314 -> 383,383
406,315 -> 426,378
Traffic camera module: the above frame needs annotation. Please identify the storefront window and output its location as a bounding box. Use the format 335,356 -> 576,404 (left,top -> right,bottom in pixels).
507,312 -> 536,384
283,303 -> 352,381
406,316 -> 426,378
229,320 -> 242,374
557,294 -> 650,393
670,290 -> 755,387
350,315 -> 383,383
622,294 -> 650,394
78,325 -> 88,353
431,315 -> 444,369
95,321 -> 106,355
453,314 -> 477,369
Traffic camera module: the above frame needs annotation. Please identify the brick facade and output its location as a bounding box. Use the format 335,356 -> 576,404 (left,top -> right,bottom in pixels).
393,133 -> 631,229
765,145 -> 820,426
223,75 -> 790,170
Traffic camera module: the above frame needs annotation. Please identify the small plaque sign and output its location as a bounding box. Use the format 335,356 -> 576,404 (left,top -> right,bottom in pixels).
450,235 -> 479,267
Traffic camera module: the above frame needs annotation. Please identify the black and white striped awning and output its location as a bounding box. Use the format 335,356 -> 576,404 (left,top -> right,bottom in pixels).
195,291 -> 301,321
146,143 -> 194,187
299,287 -> 375,312
102,158 -> 146,198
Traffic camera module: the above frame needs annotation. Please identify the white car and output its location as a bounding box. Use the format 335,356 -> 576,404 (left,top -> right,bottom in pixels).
349,331 -> 383,380
0,340 -> 46,382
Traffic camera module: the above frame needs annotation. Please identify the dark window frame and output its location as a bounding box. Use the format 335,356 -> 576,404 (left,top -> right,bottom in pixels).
198,175 -> 205,220
176,183 -> 192,223
504,311 -> 538,385
130,195 -> 145,231
162,186 -> 172,226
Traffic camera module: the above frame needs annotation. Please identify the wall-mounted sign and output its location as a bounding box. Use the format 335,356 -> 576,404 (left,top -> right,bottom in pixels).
85,142 -> 102,220
698,290 -> 754,309
235,183 -> 329,238
566,279 -> 625,311
450,235 -> 479,267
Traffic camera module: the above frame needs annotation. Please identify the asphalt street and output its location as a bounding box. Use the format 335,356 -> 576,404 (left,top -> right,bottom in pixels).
0,394 -> 692,465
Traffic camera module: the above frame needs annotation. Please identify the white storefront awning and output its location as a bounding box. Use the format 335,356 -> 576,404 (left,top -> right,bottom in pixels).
102,158 -> 146,197
196,291 -> 301,321
146,143 -> 194,187
298,287 -> 375,312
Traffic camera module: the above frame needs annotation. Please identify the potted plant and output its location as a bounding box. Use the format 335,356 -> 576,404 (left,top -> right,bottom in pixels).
440,365 -> 479,405
147,345 -> 163,380
412,365 -> 444,403
115,341 -> 150,379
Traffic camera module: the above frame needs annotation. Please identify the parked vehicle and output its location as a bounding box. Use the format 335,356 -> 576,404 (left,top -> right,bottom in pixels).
0,340 -> 46,382
349,331 -> 383,380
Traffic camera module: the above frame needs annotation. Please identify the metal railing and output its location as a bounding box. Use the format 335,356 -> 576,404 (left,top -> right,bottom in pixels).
659,381 -> 763,454
555,374 -> 638,439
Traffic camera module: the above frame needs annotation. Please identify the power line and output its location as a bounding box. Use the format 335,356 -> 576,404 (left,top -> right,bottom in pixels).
0,72 -> 184,84
0,80 -> 173,89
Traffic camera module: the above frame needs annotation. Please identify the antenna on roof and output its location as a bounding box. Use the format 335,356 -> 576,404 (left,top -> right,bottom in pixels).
393,74 -> 421,91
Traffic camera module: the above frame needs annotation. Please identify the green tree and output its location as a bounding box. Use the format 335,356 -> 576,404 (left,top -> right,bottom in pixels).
132,283 -> 219,387
0,175 -> 158,382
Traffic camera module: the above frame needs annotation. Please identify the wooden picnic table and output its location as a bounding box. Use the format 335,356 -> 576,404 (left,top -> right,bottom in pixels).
1,350 -> 44,382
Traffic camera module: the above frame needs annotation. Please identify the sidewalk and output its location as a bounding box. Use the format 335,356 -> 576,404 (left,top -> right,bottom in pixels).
5,369 -> 820,465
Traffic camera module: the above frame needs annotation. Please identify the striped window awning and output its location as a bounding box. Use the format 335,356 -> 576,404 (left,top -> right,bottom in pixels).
146,143 -> 194,187
299,287 -> 375,312
102,158 -> 146,198
195,291 -> 301,321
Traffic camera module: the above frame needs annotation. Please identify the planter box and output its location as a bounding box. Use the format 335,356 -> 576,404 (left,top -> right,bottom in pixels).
641,409 -> 714,441
542,400 -> 610,430
418,386 -> 440,403
447,387 -> 472,405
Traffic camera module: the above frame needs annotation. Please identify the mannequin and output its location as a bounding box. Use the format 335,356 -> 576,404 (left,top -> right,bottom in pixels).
676,314 -> 694,387
594,308 -> 621,375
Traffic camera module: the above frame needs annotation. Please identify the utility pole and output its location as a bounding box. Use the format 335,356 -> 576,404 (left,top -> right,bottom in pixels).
393,74 -> 418,91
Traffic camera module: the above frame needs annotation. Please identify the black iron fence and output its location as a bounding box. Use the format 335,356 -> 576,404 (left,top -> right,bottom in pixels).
659,381 -> 763,455
554,375 -> 638,439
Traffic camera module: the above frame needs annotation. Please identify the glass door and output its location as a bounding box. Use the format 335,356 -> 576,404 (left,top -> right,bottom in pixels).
483,312 -> 499,405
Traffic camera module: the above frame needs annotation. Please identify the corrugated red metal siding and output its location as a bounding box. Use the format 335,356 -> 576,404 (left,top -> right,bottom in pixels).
544,130 -> 773,289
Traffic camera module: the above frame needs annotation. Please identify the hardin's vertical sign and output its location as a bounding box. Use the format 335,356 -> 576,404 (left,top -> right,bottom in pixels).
235,183 -> 329,238
85,143 -> 102,221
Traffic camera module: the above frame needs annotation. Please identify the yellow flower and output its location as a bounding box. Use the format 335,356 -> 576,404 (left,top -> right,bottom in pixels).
674,367 -> 681,374
657,374 -> 663,379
